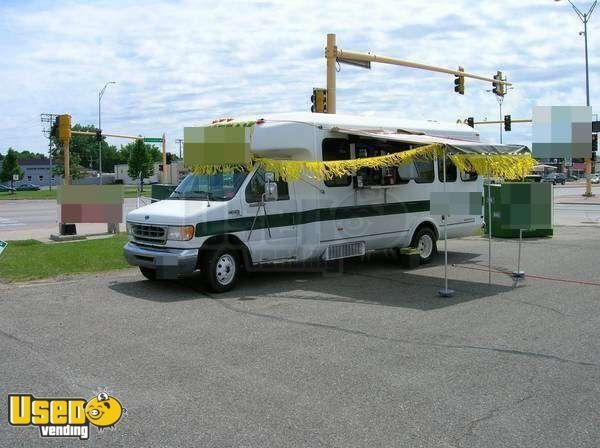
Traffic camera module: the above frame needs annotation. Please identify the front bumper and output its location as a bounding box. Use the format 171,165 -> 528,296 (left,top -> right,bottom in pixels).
124,242 -> 199,279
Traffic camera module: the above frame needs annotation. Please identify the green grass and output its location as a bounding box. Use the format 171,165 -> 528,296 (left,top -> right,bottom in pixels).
0,235 -> 131,282
0,186 -> 141,200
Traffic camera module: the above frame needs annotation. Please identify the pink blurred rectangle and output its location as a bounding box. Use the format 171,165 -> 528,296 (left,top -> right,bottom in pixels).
60,204 -> 123,223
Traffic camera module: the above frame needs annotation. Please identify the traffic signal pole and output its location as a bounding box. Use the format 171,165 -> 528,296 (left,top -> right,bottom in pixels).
323,33 -> 512,114
70,130 -> 142,140
467,118 -> 532,125
63,139 -> 70,185
326,34 -> 337,114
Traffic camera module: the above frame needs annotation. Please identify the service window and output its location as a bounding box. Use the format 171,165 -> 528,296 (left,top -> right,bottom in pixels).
437,156 -> 457,182
460,170 -> 478,182
413,159 -> 435,183
322,138 -> 351,187
245,168 -> 290,203
396,163 -> 413,184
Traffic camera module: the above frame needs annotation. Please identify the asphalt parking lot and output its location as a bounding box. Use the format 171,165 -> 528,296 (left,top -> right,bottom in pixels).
1,226 -> 600,447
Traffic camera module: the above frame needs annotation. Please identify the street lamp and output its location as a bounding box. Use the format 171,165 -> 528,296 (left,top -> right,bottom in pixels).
555,0 -> 597,195
98,81 -> 116,185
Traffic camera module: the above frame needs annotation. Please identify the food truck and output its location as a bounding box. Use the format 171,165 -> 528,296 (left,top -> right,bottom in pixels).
124,112 -> 529,292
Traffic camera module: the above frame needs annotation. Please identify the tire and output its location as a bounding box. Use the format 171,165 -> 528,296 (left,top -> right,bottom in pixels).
139,267 -> 157,281
410,226 -> 438,264
202,247 -> 240,293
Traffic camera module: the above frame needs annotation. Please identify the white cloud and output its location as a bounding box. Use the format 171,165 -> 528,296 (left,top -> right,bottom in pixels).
0,0 -> 597,154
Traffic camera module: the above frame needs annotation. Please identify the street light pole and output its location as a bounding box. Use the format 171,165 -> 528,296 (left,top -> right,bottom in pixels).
555,0 -> 597,195
98,81 -> 116,185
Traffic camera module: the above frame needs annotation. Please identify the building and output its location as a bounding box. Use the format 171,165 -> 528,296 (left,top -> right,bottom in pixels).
114,161 -> 186,185
0,158 -> 63,187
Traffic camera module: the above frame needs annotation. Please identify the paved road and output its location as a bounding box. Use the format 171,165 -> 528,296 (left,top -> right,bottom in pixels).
0,198 -> 140,240
1,227 -> 600,447
1,187 -> 599,241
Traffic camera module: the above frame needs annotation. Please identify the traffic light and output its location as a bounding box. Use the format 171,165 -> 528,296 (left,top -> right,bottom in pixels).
57,114 -> 71,143
467,117 -> 474,128
492,71 -> 505,97
310,88 -> 327,113
504,115 -> 512,132
158,164 -> 164,172
95,129 -> 102,142
166,152 -> 173,164
593,133 -> 598,153
454,66 -> 465,95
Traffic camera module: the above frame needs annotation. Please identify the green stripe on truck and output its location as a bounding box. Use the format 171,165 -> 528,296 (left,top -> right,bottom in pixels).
195,200 -> 430,237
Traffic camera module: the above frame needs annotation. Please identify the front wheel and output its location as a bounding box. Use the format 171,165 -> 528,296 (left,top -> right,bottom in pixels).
202,248 -> 240,293
410,227 -> 438,264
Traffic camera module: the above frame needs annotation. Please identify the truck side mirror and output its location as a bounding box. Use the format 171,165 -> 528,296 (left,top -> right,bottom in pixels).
264,181 -> 278,202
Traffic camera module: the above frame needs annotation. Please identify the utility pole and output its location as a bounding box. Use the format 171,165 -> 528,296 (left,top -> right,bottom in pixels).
176,138 -> 183,159
40,113 -> 58,190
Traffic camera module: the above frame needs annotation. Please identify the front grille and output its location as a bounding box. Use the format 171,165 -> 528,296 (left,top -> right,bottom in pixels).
131,224 -> 166,245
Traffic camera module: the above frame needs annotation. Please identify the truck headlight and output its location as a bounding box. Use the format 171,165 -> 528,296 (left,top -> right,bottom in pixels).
166,225 -> 195,241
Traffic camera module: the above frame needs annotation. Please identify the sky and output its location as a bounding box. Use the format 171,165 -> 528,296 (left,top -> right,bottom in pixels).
0,0 -> 598,156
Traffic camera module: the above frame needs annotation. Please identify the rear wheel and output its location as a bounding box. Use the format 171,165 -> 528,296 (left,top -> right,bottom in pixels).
202,247 -> 240,293
410,227 -> 438,264
139,267 -> 157,281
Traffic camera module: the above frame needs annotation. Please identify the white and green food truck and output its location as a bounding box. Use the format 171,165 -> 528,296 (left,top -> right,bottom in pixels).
124,112 -> 528,292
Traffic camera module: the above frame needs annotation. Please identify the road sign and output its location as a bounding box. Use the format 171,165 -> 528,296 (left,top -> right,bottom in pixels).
0,240 -> 7,256
143,137 -> 163,143
12,174 -> 19,181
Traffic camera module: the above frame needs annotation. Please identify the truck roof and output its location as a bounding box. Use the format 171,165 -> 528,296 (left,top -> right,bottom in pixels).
238,112 -> 480,141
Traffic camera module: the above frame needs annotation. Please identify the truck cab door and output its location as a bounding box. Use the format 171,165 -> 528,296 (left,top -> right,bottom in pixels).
241,168 -> 298,263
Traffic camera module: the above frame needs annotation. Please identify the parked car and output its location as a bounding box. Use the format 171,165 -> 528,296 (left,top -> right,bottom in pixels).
0,184 -> 16,192
523,174 -> 542,183
591,175 -> 600,184
16,183 -> 40,191
542,173 -> 566,185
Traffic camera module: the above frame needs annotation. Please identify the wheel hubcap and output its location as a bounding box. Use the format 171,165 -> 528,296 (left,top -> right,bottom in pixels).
215,254 -> 236,285
418,235 -> 433,259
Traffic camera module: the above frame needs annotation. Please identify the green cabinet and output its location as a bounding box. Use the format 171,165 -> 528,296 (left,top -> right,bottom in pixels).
484,182 -> 553,238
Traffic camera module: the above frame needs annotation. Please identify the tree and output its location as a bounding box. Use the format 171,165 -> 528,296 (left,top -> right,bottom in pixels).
50,123 -> 119,173
127,140 -> 154,192
118,142 -> 161,165
51,141 -> 82,181
13,150 -> 47,160
0,149 -> 24,190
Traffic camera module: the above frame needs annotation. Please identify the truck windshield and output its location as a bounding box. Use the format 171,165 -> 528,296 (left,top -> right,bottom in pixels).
169,171 -> 248,201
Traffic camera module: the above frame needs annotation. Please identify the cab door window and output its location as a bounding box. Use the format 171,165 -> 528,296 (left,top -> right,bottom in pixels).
245,167 -> 290,203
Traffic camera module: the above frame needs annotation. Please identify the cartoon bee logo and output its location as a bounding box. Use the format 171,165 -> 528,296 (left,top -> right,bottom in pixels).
84,392 -> 124,430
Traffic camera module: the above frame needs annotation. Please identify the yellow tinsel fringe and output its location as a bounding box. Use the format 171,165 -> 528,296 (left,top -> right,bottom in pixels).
190,143 -> 536,181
